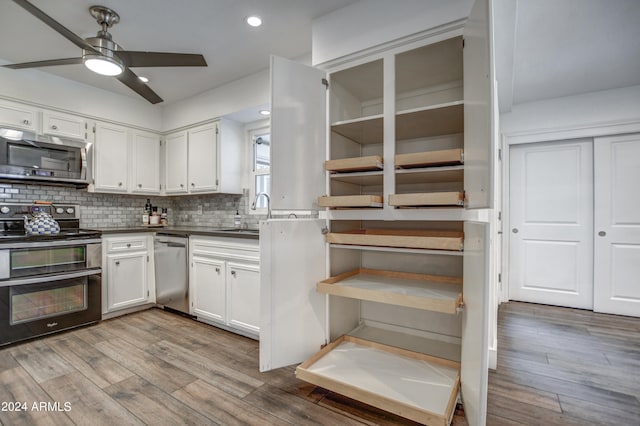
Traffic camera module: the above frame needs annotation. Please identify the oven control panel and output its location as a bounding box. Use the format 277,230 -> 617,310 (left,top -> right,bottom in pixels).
0,203 -> 79,219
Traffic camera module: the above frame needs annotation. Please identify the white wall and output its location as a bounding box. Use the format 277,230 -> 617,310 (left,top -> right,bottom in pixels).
501,85 -> 640,137
312,0 -> 474,65
161,70 -> 270,132
0,63 -> 162,130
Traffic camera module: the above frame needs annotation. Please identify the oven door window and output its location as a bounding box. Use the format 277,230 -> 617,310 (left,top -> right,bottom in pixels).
10,277 -> 88,325
10,246 -> 86,278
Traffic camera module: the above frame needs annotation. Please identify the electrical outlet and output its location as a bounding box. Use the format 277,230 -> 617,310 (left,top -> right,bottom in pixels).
197,205 -> 203,215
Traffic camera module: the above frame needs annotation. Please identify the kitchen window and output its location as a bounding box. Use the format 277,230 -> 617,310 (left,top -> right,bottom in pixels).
250,127 -> 270,212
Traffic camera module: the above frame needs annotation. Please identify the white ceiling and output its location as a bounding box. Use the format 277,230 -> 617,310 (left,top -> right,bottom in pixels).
495,0 -> 640,112
0,0 -> 358,106
1,0 -> 639,113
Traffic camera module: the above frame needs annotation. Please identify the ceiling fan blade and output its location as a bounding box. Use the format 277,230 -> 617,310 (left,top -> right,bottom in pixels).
4,58 -> 83,69
116,68 -> 163,104
12,0 -> 99,54
116,51 -> 207,68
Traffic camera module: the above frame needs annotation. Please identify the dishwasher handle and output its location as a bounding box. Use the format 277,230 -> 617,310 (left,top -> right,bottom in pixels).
156,241 -> 186,248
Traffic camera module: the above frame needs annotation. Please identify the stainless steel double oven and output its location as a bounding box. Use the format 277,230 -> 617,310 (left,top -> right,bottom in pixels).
0,203 -> 101,346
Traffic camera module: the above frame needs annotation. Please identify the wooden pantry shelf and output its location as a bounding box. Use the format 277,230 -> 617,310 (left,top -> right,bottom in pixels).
326,229 -> 464,251
389,191 -> 464,207
396,102 -> 463,140
395,148 -> 463,169
318,195 -> 383,209
317,268 -> 463,314
331,115 -> 383,145
325,155 -> 383,173
296,334 -> 460,426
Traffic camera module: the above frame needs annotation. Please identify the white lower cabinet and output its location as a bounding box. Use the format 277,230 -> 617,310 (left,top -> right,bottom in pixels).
102,234 -> 155,315
189,236 -> 259,339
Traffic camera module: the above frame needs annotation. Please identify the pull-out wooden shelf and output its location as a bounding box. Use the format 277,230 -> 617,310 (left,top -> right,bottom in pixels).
389,191 -> 464,207
318,195 -> 383,209
296,334 -> 460,426
326,229 -> 464,251
395,149 -> 463,169
325,155 -> 383,173
317,268 -> 463,314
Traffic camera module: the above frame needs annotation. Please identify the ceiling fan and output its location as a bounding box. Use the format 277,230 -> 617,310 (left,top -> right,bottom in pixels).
3,0 -> 208,104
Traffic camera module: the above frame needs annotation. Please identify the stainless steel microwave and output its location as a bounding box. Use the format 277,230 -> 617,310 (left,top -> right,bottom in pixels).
0,128 -> 89,187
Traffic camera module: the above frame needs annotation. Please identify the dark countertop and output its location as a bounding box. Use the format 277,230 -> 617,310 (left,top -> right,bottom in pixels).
93,225 -> 259,240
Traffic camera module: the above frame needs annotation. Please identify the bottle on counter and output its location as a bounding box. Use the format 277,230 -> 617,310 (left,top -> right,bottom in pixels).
150,207 -> 160,225
234,210 -> 242,229
142,209 -> 149,225
161,208 -> 168,225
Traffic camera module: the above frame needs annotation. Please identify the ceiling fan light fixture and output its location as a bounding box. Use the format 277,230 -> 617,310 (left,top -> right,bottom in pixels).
138,76 -> 150,83
84,54 -> 124,76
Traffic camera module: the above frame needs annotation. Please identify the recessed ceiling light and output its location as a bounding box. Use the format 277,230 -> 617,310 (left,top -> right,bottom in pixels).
138,76 -> 149,83
259,110 -> 270,116
246,16 -> 262,27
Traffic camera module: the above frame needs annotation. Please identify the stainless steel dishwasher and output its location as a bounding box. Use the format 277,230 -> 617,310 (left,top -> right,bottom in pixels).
154,234 -> 190,315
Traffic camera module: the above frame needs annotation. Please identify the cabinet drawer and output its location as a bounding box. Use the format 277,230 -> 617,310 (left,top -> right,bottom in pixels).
42,112 -> 86,140
106,237 -> 148,252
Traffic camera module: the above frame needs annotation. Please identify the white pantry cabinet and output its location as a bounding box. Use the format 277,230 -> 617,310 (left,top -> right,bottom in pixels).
261,0 -> 493,425
92,122 -> 161,195
102,234 -> 155,315
190,236 -> 260,339
164,118 -> 243,195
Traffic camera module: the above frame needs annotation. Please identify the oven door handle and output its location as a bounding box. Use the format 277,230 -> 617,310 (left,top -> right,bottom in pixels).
0,269 -> 101,288
1,238 -> 102,249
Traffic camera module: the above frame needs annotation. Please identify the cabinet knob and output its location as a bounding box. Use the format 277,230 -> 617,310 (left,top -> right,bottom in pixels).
512,228 -> 519,234
598,231 -> 606,237
191,183 -> 195,187
22,119 -> 30,125
138,184 -> 142,188
231,270 -> 236,277
118,182 -> 123,186
180,184 -> 184,188
115,261 -> 120,266
215,267 -> 220,273
51,124 -> 58,130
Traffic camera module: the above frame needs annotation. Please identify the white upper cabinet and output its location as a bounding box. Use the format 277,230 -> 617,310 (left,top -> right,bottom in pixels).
131,130 -> 161,194
270,56 -> 327,211
93,122 -> 161,195
0,99 -> 38,133
164,131 -> 188,194
93,122 -> 129,193
187,123 -> 218,193
164,119 -> 243,196
42,110 -> 88,141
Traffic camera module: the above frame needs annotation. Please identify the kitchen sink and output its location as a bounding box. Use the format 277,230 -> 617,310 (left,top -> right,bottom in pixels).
216,228 -> 260,234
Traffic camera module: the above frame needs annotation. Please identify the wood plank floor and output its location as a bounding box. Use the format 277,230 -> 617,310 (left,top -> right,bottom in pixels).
0,302 -> 637,425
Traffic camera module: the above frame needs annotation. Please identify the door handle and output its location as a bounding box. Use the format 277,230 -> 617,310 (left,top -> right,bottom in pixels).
512,228 -> 519,234
598,231 -> 606,237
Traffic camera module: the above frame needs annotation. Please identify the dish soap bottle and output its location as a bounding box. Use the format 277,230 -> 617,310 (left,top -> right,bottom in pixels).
234,210 -> 242,229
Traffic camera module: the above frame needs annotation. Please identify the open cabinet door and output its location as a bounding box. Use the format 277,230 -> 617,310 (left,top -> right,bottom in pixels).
270,56 -> 327,211
461,221 -> 490,426
259,219 -> 327,372
463,0 -> 493,209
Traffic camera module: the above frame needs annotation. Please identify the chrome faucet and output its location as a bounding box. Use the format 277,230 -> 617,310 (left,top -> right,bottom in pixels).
251,192 -> 271,219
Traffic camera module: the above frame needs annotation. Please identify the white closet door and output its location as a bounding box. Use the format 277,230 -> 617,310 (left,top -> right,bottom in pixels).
509,140 -> 594,309
594,134 -> 640,317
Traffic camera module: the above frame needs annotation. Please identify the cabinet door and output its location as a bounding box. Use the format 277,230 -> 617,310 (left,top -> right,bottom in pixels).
191,256 -> 226,323
131,130 -> 161,194
463,0 -> 493,209
260,219 -> 327,372
42,111 -> 86,141
107,252 -> 148,311
461,221 -> 490,426
165,131 -> 189,194
188,124 -> 218,193
227,262 -> 260,335
0,101 -> 38,132
270,56 -> 326,210
94,122 -> 128,192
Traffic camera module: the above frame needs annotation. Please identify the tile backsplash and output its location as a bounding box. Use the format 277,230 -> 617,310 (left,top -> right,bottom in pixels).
0,183 -> 267,229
